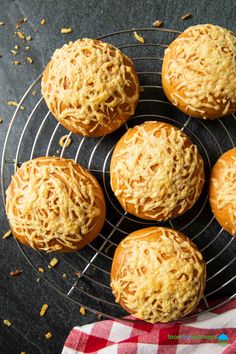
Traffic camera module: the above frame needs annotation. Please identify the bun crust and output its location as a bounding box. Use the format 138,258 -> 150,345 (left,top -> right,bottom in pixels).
110,121 -> 205,221
162,24 -> 236,120
111,227 -> 206,323
209,148 -> 236,236
6,157 -> 106,252
42,38 -> 139,137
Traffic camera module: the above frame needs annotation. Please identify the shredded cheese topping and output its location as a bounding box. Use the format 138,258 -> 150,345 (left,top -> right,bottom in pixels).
111,227 -> 206,323
111,122 -> 204,220
164,24 -> 236,116
42,38 -> 139,135
6,157 -> 103,252
211,152 -> 236,235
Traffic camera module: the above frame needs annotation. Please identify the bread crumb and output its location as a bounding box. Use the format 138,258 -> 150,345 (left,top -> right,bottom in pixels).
40,19 -> 46,25
14,45 -> 19,50
49,258 -> 59,268
59,135 -> 72,147
104,243 -> 113,253
26,35 -> 32,41
32,90 -> 37,96
61,27 -> 73,34
0,21 -> 5,26
10,269 -> 22,276
40,304 -> 48,317
3,319 -> 12,327
45,331 -> 52,339
12,61 -> 20,65
62,273 -> 68,279
80,306 -> 86,315
0,118 -> 3,124
25,45 -> 30,50
152,20 -> 164,28
11,50 -> 18,56
96,313 -> 102,320
16,18 -> 27,29
3,229 -> 11,239
38,267 -> 44,273
133,31 -> 145,44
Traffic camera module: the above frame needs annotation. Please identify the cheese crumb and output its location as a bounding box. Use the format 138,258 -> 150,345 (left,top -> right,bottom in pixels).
3,229 -> 11,239
49,258 -> 59,268
26,57 -> 33,64
45,331 -> 52,339
40,304 -> 48,317
133,31 -> 145,44
15,31 -> 25,40
61,27 -> 73,34
80,306 -> 86,315
3,319 -> 12,327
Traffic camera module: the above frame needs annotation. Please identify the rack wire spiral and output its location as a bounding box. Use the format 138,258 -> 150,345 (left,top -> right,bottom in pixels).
1,27 -> 236,321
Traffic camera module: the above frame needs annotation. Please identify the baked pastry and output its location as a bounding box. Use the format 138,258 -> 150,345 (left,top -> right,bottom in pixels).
110,121 -> 205,221
209,148 -> 236,236
6,157 -> 106,252
162,24 -> 236,120
41,38 -> 140,136
111,226 -> 206,323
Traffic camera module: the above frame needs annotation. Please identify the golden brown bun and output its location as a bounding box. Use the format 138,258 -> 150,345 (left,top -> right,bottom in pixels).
6,157 -> 106,252
162,24 -> 236,120
111,226 -> 206,323
41,38 -> 140,137
110,121 -> 205,221
209,148 -> 236,236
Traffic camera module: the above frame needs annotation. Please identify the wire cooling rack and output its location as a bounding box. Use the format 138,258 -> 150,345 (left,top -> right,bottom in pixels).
1,27 -> 236,321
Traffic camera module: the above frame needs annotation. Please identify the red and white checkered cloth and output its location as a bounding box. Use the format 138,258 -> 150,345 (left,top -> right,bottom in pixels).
62,299 -> 236,354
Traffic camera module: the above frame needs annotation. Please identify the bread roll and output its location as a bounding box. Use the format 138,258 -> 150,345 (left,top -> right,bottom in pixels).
110,121 -> 205,221
209,148 -> 236,236
42,38 -> 139,137
111,226 -> 206,323
6,157 -> 106,252
162,24 -> 236,120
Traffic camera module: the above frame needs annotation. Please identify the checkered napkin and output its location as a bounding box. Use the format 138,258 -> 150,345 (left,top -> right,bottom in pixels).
62,299 -> 236,354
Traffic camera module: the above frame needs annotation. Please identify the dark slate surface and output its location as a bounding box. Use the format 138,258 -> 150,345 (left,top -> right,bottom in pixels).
0,1 -> 235,353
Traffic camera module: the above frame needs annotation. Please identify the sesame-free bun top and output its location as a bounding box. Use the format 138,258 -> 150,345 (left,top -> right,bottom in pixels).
41,38 -> 140,137
6,157 -> 106,252
111,227 -> 206,323
110,121 -> 205,221
162,24 -> 236,120
209,148 -> 236,236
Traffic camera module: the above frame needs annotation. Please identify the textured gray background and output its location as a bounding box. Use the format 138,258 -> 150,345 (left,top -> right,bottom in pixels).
0,1 -> 236,353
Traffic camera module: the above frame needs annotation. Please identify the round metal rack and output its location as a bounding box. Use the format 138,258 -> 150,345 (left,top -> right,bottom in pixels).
1,27 -> 236,322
